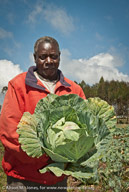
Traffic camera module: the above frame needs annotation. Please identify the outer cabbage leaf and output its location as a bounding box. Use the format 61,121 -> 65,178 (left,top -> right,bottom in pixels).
42,145 -> 71,163
78,111 -> 110,144
39,162 -> 97,182
34,94 -> 58,117
53,135 -> 94,162
49,94 -> 87,112
85,97 -> 117,131
35,94 -> 87,116
17,112 -> 43,158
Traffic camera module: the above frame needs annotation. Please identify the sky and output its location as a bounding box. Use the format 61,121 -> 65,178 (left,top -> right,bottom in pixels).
0,0 -> 129,93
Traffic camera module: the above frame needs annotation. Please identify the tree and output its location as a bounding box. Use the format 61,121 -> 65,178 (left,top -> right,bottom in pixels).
1,86 -> 8,94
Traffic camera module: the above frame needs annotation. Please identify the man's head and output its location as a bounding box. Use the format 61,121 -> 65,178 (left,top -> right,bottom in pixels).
34,36 -> 60,81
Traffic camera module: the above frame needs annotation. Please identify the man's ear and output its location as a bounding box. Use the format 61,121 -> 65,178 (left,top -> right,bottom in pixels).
33,53 -> 36,62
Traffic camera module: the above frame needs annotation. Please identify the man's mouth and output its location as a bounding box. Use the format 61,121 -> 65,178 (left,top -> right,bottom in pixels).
45,67 -> 56,70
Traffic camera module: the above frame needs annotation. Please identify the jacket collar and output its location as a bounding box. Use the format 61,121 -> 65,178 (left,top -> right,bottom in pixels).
25,66 -> 71,91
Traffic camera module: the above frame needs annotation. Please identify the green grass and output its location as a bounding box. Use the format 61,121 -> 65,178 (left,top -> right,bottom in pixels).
0,141 -> 6,192
116,124 -> 129,128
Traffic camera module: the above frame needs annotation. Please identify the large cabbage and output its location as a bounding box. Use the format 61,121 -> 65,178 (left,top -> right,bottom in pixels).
17,94 -> 116,183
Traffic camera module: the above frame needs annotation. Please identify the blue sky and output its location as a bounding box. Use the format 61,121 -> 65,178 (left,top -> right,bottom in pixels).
0,0 -> 129,91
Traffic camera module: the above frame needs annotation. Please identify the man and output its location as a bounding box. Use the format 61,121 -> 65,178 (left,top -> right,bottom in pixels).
0,36 -> 86,191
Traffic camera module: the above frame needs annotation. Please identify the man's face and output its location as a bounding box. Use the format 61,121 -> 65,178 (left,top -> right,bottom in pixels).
34,42 -> 60,80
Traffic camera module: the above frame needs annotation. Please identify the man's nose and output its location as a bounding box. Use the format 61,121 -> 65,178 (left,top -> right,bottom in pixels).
46,56 -> 51,63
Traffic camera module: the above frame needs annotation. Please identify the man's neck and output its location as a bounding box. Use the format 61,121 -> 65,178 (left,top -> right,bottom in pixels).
35,71 -> 59,82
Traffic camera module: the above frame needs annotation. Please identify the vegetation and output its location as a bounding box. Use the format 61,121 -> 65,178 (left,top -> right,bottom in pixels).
98,126 -> 129,192
78,77 -> 129,124
0,142 -> 6,192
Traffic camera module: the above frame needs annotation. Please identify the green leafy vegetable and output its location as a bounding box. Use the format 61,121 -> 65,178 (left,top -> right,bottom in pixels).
17,94 -> 116,183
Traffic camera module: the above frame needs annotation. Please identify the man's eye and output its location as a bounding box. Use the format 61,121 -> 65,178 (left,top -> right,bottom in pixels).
50,54 -> 58,59
39,54 -> 58,60
39,55 -> 47,60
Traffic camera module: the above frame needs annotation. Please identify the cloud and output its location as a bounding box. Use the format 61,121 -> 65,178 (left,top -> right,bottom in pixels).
0,27 -> 21,57
105,15 -> 113,22
0,60 -> 23,91
2,41 -> 21,57
27,2 -> 74,35
29,52 -> 35,66
60,49 -> 129,85
27,3 -> 42,23
0,28 -> 13,39
3,47 -> 14,57
43,5 -> 74,35
96,32 -> 103,41
7,12 -> 15,24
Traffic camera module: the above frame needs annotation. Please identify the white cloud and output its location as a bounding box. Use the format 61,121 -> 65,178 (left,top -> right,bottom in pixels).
0,60 -> 23,91
43,5 -> 74,35
3,47 -> 14,57
27,4 -> 42,23
27,2 -> 74,35
96,32 -> 103,41
60,49 -> 129,85
0,28 -> 13,39
0,28 -> 21,57
2,41 -> 21,57
29,52 -> 35,66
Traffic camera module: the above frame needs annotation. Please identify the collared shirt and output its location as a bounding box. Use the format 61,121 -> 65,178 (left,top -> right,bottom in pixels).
34,71 -> 58,94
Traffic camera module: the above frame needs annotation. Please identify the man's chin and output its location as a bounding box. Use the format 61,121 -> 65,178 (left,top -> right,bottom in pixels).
43,72 -> 58,80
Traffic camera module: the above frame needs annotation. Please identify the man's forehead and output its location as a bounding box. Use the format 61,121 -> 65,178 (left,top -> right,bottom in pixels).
43,42 -> 51,50
38,41 -> 58,51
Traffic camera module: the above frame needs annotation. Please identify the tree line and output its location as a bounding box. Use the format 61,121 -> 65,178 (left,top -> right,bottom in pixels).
78,77 -> 129,123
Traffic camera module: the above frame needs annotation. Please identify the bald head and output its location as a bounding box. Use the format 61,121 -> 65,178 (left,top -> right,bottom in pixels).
34,36 -> 60,54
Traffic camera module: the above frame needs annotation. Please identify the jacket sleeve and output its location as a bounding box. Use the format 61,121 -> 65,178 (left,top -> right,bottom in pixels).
0,81 -> 38,164
75,84 -> 86,100
78,87 -> 86,100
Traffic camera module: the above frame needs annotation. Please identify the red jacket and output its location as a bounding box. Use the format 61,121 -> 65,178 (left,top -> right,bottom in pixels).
0,66 -> 86,185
